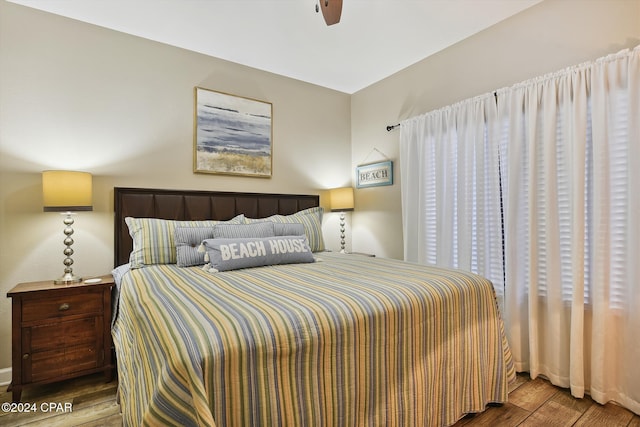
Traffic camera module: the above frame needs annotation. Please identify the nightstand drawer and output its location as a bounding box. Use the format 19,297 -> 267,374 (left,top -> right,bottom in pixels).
30,344 -> 99,383
29,317 -> 98,351
22,292 -> 103,322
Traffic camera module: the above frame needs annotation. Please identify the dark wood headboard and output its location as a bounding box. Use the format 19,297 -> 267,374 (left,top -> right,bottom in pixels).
114,187 -> 320,267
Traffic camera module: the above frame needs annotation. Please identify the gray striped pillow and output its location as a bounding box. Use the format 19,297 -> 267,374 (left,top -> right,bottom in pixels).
273,222 -> 305,236
245,207 -> 325,252
175,227 -> 216,267
212,222 -> 275,239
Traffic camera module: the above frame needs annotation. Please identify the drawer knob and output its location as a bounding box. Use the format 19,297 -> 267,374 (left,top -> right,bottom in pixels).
58,303 -> 70,311
22,353 -> 29,360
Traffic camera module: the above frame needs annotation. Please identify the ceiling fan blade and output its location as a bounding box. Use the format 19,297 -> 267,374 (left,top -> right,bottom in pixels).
320,0 -> 342,26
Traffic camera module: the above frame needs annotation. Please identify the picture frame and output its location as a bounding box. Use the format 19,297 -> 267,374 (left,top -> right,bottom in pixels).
194,87 -> 273,177
356,160 -> 393,188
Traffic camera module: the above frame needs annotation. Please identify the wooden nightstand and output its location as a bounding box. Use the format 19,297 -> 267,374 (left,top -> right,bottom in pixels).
6,275 -> 114,402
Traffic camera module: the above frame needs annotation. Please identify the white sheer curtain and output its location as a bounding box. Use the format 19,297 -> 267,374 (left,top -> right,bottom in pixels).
499,47 -> 640,412
498,67 -> 592,388
399,94 -> 505,302
399,46 -> 640,414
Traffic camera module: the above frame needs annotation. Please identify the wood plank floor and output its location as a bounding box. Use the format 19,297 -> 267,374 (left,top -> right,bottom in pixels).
1,372 -> 639,426
0,374 -> 121,427
454,373 -> 640,427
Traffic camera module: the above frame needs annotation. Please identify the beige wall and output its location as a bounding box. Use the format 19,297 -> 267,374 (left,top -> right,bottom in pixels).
351,0 -> 640,259
0,1 -> 351,371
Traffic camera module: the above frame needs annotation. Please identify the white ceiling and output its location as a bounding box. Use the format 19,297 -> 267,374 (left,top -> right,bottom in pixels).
9,0 -> 542,94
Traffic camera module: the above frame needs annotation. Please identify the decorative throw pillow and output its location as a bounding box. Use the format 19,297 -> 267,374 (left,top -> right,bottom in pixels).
177,223 -> 276,268
273,222 -> 305,236
245,207 -> 325,252
125,215 -> 244,269
212,222 -> 275,239
201,235 -> 315,272
175,227 -> 216,267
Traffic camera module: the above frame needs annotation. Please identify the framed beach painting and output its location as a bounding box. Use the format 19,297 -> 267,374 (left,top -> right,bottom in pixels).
194,87 -> 273,177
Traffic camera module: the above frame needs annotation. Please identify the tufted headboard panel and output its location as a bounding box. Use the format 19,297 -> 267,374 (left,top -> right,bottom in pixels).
114,187 -> 320,267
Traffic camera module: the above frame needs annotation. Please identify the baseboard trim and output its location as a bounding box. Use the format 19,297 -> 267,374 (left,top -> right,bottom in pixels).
0,367 -> 12,386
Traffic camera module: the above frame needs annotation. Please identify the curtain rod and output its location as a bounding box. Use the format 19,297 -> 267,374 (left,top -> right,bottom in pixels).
387,91 -> 500,132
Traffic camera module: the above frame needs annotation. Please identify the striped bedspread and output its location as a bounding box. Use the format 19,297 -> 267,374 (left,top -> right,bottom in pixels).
112,252 -> 514,427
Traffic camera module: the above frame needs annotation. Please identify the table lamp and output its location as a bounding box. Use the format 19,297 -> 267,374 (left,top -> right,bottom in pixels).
42,170 -> 93,284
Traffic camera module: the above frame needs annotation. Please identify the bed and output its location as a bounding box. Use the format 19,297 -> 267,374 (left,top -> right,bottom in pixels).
111,187 -> 515,427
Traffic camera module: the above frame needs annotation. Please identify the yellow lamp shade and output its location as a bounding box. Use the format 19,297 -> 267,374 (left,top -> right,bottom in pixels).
42,170 -> 93,211
329,187 -> 354,212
